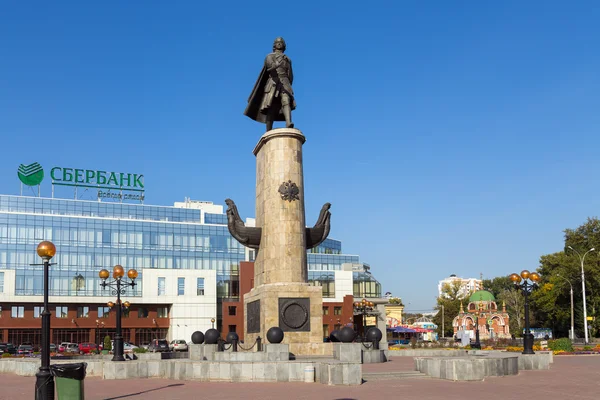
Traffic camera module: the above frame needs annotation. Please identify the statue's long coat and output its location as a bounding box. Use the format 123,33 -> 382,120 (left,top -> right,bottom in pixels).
244,53 -> 296,123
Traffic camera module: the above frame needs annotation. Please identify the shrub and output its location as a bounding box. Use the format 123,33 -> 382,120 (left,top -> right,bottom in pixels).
583,346 -> 593,351
2,353 -> 11,358
547,338 -> 573,352
103,336 -> 112,352
133,347 -> 147,354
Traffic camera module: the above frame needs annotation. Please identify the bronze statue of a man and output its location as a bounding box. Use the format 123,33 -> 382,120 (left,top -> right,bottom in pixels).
244,37 -> 296,131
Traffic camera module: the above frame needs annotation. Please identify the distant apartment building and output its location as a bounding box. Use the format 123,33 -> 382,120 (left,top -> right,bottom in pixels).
437,274 -> 482,299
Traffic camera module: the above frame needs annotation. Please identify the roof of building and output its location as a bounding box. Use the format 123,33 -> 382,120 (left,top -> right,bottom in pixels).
468,290 -> 495,302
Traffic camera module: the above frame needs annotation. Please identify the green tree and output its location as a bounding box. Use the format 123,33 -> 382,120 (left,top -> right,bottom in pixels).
529,217 -> 600,338
103,335 -> 112,352
432,281 -> 466,338
482,276 -> 511,299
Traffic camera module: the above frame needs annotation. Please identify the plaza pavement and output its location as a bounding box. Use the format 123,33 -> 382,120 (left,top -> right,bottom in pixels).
0,355 -> 598,400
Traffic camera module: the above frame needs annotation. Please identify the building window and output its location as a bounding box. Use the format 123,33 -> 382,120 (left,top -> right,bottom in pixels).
138,307 -> 149,318
309,271 -> 335,298
158,277 -> 165,296
0,272 -> 4,293
323,324 -> 329,336
334,324 -> 342,331
34,306 -> 42,318
228,306 -> 236,316
228,325 -> 236,333
77,306 -> 89,318
56,306 -> 68,318
157,307 -> 168,318
98,306 -> 110,318
323,307 -> 329,315
12,306 -> 24,318
178,277 -> 185,296
197,278 -> 204,296
334,307 -> 342,315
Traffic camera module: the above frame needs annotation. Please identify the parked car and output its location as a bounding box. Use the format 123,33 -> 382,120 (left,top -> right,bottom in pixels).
18,344 -> 33,355
140,342 -> 150,350
99,341 -> 138,353
169,340 -> 188,352
124,342 -> 138,353
0,343 -> 17,355
58,342 -> 70,352
148,339 -> 169,353
78,343 -> 98,354
64,343 -> 80,353
50,344 -> 57,353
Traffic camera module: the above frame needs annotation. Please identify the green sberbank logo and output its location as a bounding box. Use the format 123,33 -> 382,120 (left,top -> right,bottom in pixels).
17,162 -> 44,186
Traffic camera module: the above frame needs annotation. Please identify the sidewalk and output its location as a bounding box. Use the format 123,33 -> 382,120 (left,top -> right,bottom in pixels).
0,356 -> 598,400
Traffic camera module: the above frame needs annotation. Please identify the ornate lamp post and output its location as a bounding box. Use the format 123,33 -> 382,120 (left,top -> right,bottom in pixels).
95,320 -> 105,354
99,265 -> 137,361
472,302 -> 484,349
567,246 -> 595,344
353,298 -> 374,340
211,318 -> 215,329
33,241 -> 56,400
509,270 -> 541,354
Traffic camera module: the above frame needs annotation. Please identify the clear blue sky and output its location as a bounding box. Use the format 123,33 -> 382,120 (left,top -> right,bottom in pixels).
1,1 -> 599,312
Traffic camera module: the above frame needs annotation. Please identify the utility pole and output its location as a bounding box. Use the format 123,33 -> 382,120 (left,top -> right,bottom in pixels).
442,304 -> 445,338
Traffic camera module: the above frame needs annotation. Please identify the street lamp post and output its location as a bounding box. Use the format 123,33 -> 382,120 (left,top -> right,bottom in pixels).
509,270 -> 541,354
472,302 -> 484,350
33,241 -> 56,400
353,298 -> 374,340
95,320 -> 105,354
556,274 -> 575,340
99,265 -> 138,361
567,246 -> 595,344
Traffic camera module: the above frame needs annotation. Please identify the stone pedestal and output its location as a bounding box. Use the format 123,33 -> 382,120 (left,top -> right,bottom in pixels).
244,128 -> 323,348
333,343 -> 362,363
264,343 -> 290,361
189,344 -> 218,361
361,349 -> 387,363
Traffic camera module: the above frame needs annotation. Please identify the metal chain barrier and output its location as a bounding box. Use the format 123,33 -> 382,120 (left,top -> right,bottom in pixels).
361,342 -> 373,349
237,340 -> 258,352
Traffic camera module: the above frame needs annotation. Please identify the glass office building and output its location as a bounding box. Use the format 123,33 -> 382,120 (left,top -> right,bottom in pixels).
0,194 -> 380,346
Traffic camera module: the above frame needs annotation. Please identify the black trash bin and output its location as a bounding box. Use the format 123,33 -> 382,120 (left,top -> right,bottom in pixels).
50,363 -> 87,400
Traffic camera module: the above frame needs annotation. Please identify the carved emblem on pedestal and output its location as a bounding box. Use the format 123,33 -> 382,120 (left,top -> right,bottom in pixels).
247,300 -> 261,333
279,298 -> 310,332
278,180 -> 300,202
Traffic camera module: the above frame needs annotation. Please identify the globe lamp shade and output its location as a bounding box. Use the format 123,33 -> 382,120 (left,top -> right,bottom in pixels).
99,269 -> 110,280
37,241 -> 56,259
113,265 -> 125,279
509,273 -> 520,282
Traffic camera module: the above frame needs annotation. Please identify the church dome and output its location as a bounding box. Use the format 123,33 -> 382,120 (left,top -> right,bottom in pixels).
469,290 -> 495,302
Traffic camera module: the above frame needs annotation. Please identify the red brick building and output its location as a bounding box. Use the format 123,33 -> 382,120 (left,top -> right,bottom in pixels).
0,303 -> 169,347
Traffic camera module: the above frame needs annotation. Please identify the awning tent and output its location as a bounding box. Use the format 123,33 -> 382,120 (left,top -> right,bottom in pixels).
391,326 -> 416,333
